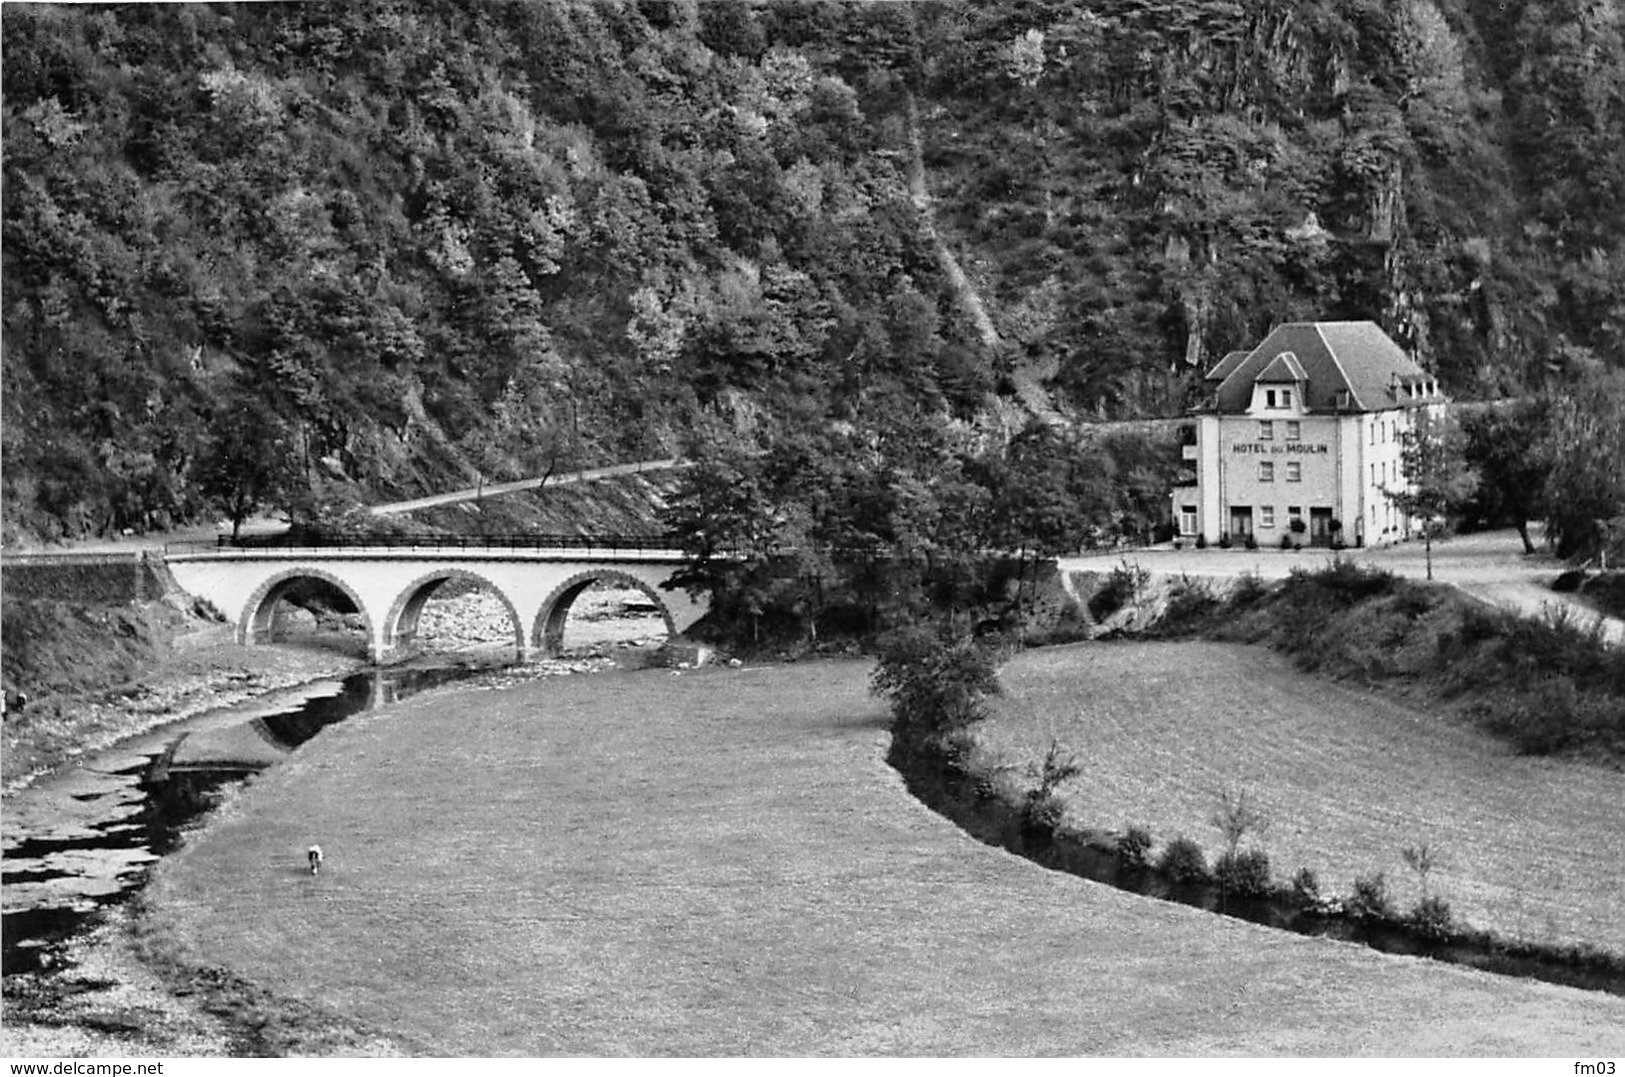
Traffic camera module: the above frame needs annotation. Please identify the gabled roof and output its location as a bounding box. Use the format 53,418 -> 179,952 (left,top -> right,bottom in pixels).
1254,351 -> 1308,383
1203,350 -> 1250,384
1205,321 -> 1433,413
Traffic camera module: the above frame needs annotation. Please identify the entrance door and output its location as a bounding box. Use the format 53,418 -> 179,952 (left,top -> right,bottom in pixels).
1310,507 -> 1334,547
1229,506 -> 1253,540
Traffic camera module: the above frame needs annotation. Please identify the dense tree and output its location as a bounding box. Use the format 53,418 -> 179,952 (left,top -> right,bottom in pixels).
1461,400 -> 1550,554
1539,370 -> 1625,564
1382,409 -> 1479,579
3,0 -> 1623,549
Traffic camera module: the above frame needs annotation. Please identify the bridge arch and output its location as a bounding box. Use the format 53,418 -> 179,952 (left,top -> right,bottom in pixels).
240,568 -> 375,658
533,570 -> 677,658
383,569 -> 526,661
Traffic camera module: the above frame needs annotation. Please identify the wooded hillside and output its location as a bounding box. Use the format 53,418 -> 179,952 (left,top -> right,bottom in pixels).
4,0 -> 1622,542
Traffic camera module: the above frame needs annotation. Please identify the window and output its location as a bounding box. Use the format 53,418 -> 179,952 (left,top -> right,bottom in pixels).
1282,389 -> 1292,407
1371,463 -> 1377,484
1266,389 -> 1277,408
1180,505 -> 1197,536
1370,423 -> 1376,446
1289,506 -> 1303,525
1260,462 -> 1275,482
1260,505 -> 1276,529
1259,420 -> 1274,440
1286,421 -> 1301,441
1286,462 -> 1302,483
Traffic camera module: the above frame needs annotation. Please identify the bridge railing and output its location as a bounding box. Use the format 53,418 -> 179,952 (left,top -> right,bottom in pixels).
215,531 -> 687,554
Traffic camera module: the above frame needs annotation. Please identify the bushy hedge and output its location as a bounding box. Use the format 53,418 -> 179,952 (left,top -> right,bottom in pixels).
870,622 -> 1004,738
1194,560 -> 1625,761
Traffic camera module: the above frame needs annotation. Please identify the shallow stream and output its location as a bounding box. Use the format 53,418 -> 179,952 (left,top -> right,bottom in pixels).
1,586 -> 667,978
0,663 -> 476,975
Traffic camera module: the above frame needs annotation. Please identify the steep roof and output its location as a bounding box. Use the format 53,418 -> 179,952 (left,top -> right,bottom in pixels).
1203,350 -> 1250,384
1254,351 -> 1308,383
1206,321 -> 1433,413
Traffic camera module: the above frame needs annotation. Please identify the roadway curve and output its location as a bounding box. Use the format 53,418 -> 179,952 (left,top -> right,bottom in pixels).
1059,528 -> 1625,646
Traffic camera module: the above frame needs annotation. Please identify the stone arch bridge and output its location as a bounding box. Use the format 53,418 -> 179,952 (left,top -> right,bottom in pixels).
164,535 -> 707,664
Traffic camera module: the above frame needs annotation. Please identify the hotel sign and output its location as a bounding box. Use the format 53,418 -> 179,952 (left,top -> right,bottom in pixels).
1232,443 -> 1330,455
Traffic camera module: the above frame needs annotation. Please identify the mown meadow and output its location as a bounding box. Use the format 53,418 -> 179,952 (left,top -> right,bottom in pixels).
134,658 -> 1625,1055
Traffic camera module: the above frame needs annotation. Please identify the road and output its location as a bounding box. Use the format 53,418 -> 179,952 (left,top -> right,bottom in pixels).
1060,527 -> 1625,645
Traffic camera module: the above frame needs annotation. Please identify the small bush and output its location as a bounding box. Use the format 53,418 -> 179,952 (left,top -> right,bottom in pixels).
1217,532 -> 1233,549
1279,533 -> 1294,550
1215,848 -> 1272,896
1290,867 -> 1321,906
1195,533 -> 1208,549
1088,560 -> 1151,622
1156,836 -> 1209,884
1580,572 -> 1625,620
1021,790 -> 1066,834
1348,872 -> 1395,920
1409,895 -> 1456,938
1552,570 -> 1589,594
1158,574 -> 1220,633
1021,739 -> 1082,832
1244,533 -> 1259,550
870,623 -> 1002,736
1296,558 -> 1398,605
1210,786 -> 1270,860
1227,571 -> 1269,608
1116,825 -> 1153,868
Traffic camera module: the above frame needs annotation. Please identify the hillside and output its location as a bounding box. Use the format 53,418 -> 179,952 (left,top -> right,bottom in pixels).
4,1 -> 1622,544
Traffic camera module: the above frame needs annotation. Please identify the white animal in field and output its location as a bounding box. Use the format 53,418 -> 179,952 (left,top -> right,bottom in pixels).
307,844 -> 324,875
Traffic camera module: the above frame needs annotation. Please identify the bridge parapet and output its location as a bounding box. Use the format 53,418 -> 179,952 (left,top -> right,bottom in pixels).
217,531 -> 683,554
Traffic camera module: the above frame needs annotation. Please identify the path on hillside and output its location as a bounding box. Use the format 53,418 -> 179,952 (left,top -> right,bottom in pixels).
1061,528 -> 1625,646
365,458 -> 683,517
142,662 -> 1623,1055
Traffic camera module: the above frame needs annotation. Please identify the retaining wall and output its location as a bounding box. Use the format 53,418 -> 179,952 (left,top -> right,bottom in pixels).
1,552 -> 177,605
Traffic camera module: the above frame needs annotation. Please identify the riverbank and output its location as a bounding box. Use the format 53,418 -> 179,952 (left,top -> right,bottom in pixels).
2,584 -> 673,1057
2,618 -> 368,795
0,629 -> 373,1057
973,640 -> 1625,957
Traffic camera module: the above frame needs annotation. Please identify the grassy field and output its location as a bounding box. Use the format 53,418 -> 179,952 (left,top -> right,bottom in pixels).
980,641 -> 1625,955
134,657 -> 1625,1055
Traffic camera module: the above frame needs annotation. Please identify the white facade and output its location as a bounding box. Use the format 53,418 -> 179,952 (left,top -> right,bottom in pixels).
1174,322 -> 1446,548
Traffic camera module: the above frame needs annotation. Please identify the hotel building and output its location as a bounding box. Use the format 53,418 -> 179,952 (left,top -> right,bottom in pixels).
1175,321 -> 1446,548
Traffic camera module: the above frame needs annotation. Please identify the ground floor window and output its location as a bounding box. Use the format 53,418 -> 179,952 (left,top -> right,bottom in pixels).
1260,505 -> 1276,529
1179,505 -> 1197,535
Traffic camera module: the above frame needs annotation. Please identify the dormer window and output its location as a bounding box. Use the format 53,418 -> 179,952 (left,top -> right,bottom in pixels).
1266,389 -> 1277,408
1281,389 -> 1292,408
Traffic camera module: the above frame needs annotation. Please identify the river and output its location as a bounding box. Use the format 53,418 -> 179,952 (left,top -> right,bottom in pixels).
0,587 -> 667,978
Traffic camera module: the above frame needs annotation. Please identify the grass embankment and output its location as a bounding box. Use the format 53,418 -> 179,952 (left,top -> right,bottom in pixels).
970,641 -> 1625,957
134,662 -> 1625,1055
938,560 -> 1625,962
1149,560 -> 1625,761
